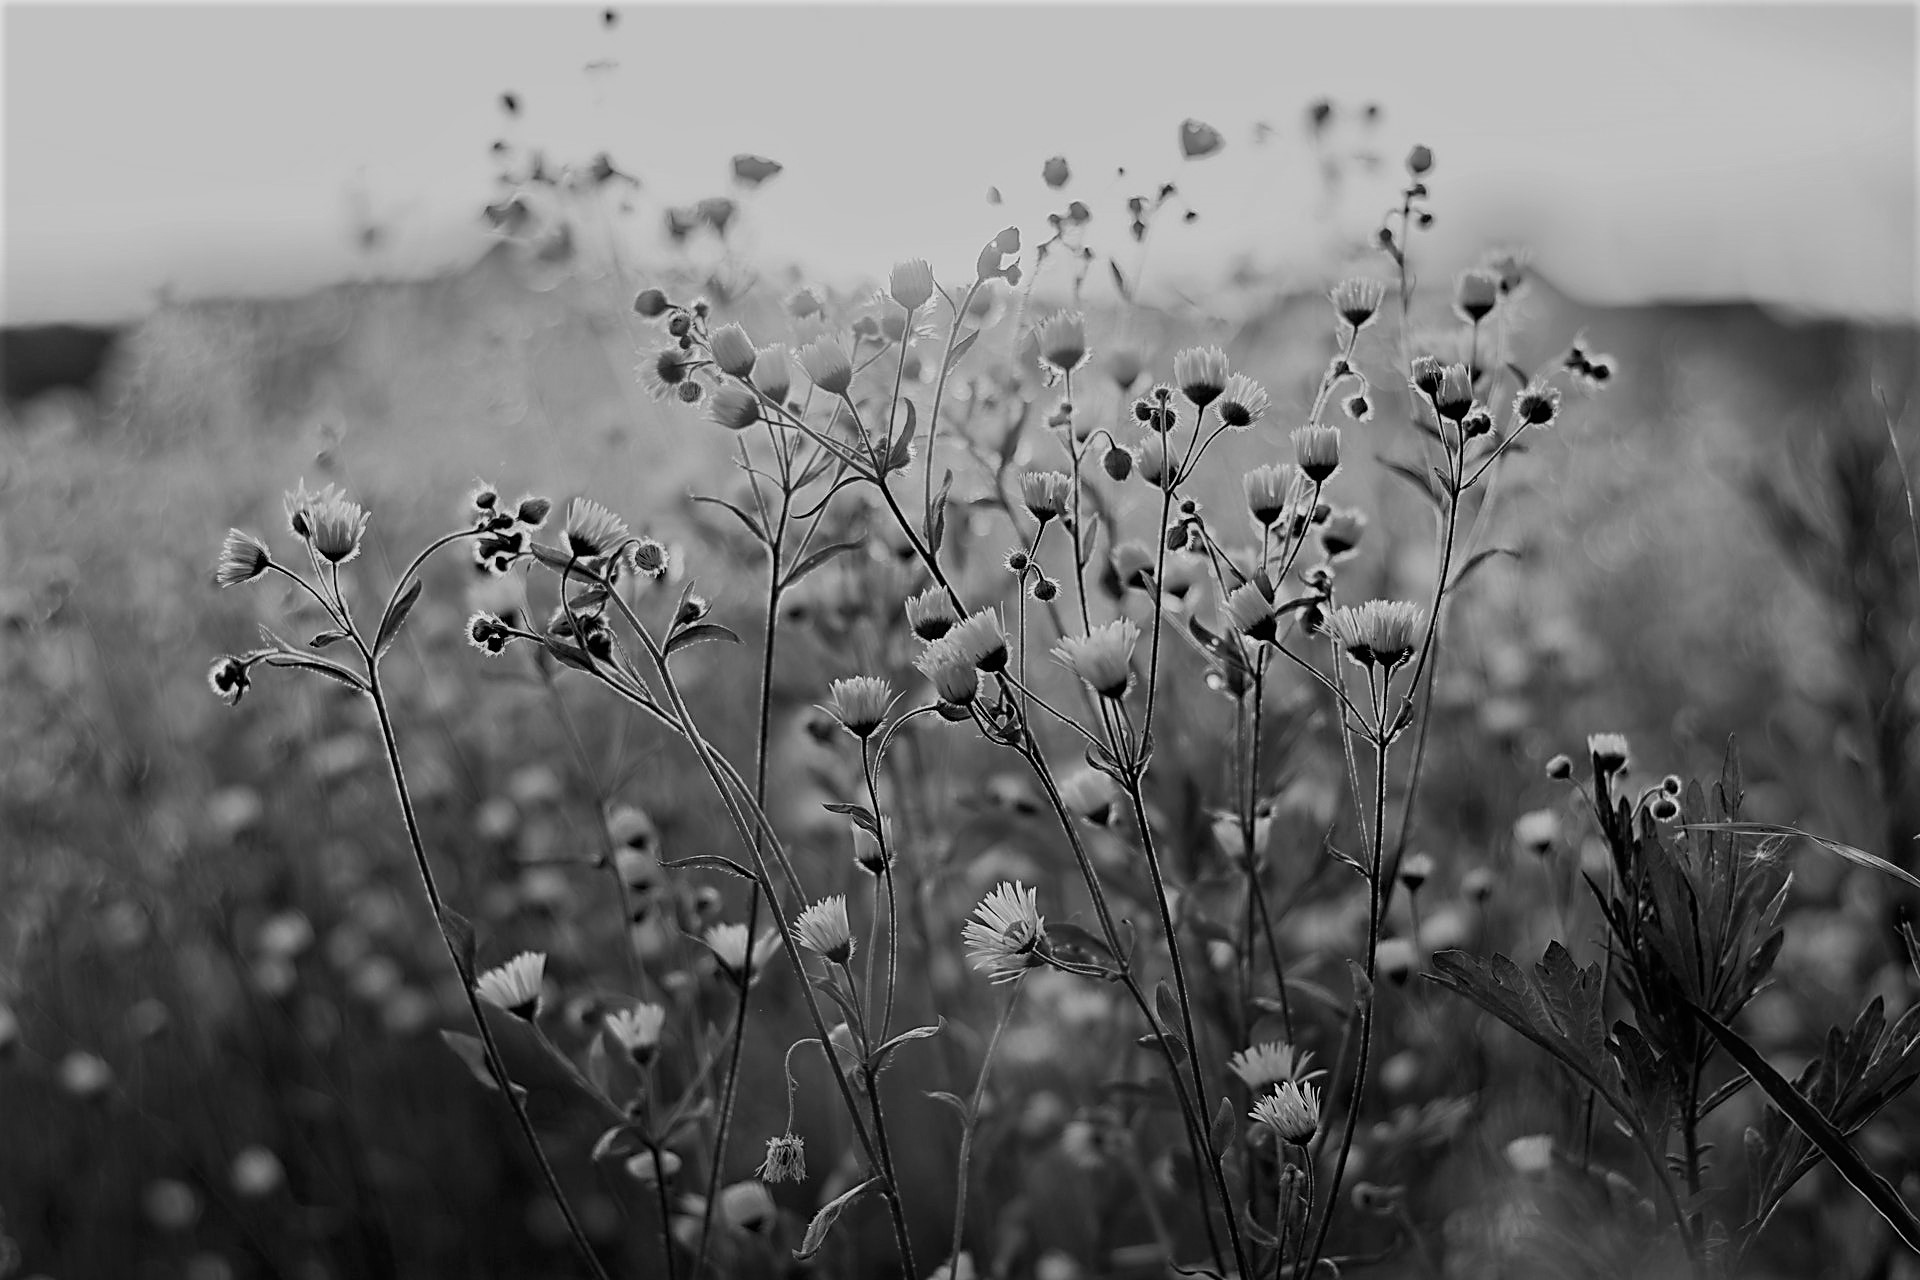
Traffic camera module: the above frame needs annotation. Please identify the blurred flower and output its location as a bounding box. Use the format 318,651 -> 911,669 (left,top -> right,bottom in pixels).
890,259 -> 936,311
719,1180 -> 777,1233
1251,1080 -> 1321,1144
1035,312 -> 1089,375
1135,435 -> 1177,489
475,951 -> 546,1021
564,497 -> 630,559
794,896 -> 854,964
707,384 -> 760,431
1052,619 -> 1139,700
1330,278 -> 1388,332
1463,867 -> 1496,902
230,1146 -> 284,1198
207,656 -> 252,706
798,339 -> 853,395
1505,1134 -> 1554,1175
757,1133 -> 806,1184
625,1149 -> 682,1185
1454,269 -> 1500,323
605,1003 -> 667,1065
1291,425 -> 1341,484
1021,470 -> 1072,523
1217,373 -> 1270,429
1514,809 -> 1562,855
852,820 -> 893,875
214,529 -> 271,588
1229,1041 -> 1320,1091
825,675 -> 894,738
1105,347 -> 1145,391
1397,852 -> 1436,893
704,924 -> 779,986
1173,346 -> 1229,408
1059,768 -> 1121,826
963,882 -> 1046,983
144,1179 -> 201,1231
708,324 -> 758,379
948,610 -> 1010,673
59,1051 -> 113,1100
0,1003 -> 18,1058
1327,600 -> 1423,671
284,482 -> 369,564
1319,507 -> 1367,560
751,345 -> 792,405
1111,542 -> 1156,591
929,1254 -> 978,1280
1376,937 -> 1418,984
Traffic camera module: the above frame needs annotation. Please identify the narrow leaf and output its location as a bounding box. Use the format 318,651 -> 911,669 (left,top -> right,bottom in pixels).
944,329 -> 980,377
664,622 -> 740,657
795,1176 -> 882,1261
1686,822 -> 1920,893
783,541 -> 863,590
375,579 -> 423,657
437,907 -> 478,983
1155,980 -> 1181,1034
439,1030 -> 527,1102
690,492 -> 769,545
1209,1095 -> 1237,1160
660,853 -> 760,881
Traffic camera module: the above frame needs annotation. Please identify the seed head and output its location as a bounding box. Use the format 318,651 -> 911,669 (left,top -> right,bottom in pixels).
1173,346 -> 1230,408
890,258 -> 936,311
963,881 -> 1047,984
798,339 -> 854,395
1052,618 -> 1140,700
708,323 -> 758,379
1217,374 -> 1270,429
1250,1080 -> 1321,1145
825,675 -> 895,738
1327,599 -> 1424,670
475,951 -> 546,1021
794,895 -> 855,964
1036,312 -> 1090,375
1291,425 -> 1342,484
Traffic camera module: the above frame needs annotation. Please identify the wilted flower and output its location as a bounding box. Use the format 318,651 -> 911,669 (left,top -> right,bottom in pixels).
1059,768 -> 1121,826
1319,507 -> 1367,560
916,638 -> 981,707
1292,425 -> 1342,484
905,585 -> 959,641
824,676 -> 894,738
1224,582 -> 1277,643
949,610 -> 1010,673
207,656 -> 252,706
758,1134 -> 807,1184
1243,464 -> 1298,527
1454,269 -> 1500,323
705,924 -> 779,985
1052,618 -> 1139,700
624,536 -> 670,578
284,482 -> 369,564
1229,1041 -> 1321,1091
1330,278 -> 1388,333
708,384 -> 761,431
564,497 -> 630,559
798,339 -> 853,395
794,895 -> 854,964
1327,600 -> 1424,671
1173,346 -> 1230,408
1343,390 -> 1373,423
890,258 -> 936,311
1021,470 -> 1073,523
640,347 -> 698,400
475,951 -> 546,1020
708,323 -> 758,379
214,529 -> 271,588
1217,374 -> 1269,429
604,1003 -> 667,1065
1036,312 -> 1089,374
963,882 -> 1046,983
1250,1080 -> 1321,1145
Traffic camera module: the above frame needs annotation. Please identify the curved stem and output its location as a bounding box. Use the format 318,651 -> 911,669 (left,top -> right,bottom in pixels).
948,980 -> 1023,1268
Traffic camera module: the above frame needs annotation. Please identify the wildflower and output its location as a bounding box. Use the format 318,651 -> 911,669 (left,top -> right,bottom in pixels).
59,1050 -> 113,1100
1111,542 -> 1156,592
633,288 -> 671,318
1454,269 -> 1500,323
915,638 -> 980,707
625,536 -> 670,578
1432,364 -> 1474,422
230,1146 -> 284,1199
1250,1080 -> 1320,1145
1135,435 -> 1177,489
1135,385 -> 1180,432
708,323 -> 758,379
604,1003 -> 667,1065
1217,374 -> 1270,429
207,656 -> 252,706
794,895 -> 854,964
1514,809 -> 1561,855
749,346 -> 792,405
1409,354 -> 1445,399
758,1134 -> 807,1184
949,610 -> 1010,673
905,585 -> 959,641
1052,619 -> 1139,700
284,482 -> 369,564
1343,390 -> 1373,423
890,258 -> 936,311
1376,937 -> 1417,984
625,1149 -> 682,1185
963,881 -> 1047,983
1661,773 -> 1684,796
1545,753 -> 1574,780
1505,1134 -> 1554,1175
1036,312 -> 1089,375
1102,444 -> 1134,481
1649,795 -> 1681,823
1397,851 -> 1436,893
708,384 -> 760,431
719,1180 -> 777,1233
476,951 -> 546,1020
1319,507 -> 1367,559
641,347 -> 697,400
1173,346 -> 1230,408
1463,867 -> 1496,902
466,611 -> 514,656
1462,407 -> 1494,440
564,497 -> 630,559
1224,582 -> 1277,643
1243,464 -> 1297,528
515,496 -> 552,528
1406,144 -> 1433,175
825,675 -> 894,738
705,924 -> 779,985
1330,278 -> 1387,332
1059,767 -> 1121,826
1106,347 -> 1145,391
1514,384 -> 1561,428
1327,599 -> 1424,670
1292,426 -> 1342,484
214,529 -> 271,588
1587,733 -> 1631,776
852,821 -> 892,874
1021,470 -> 1073,523
1229,1041 -> 1320,1091
798,339 -> 853,395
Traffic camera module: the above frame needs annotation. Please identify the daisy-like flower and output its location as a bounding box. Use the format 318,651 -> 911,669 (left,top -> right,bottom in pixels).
285,482 -> 369,564
475,951 -> 546,1021
1059,767 -> 1121,826
758,1133 -> 807,1184
1291,425 -> 1342,485
905,585 -> 959,641
564,497 -> 630,559
825,675 -> 894,738
962,881 -> 1047,984
915,638 -> 980,707
704,924 -> 780,985
752,346 -> 792,404
1053,618 -> 1139,700
604,1003 -> 668,1065
1216,374 -> 1270,429
1243,463 -> 1298,528
1229,1041 -> 1321,1091
1173,346 -> 1230,408
1224,582 -> 1277,643
798,339 -> 853,395
1376,937 -> 1418,984
707,323 -> 758,379
1318,507 -> 1367,560
948,610 -> 1010,673
1250,1079 -> 1321,1145
1327,599 -> 1424,671
466,611 -> 514,655
207,655 -> 252,706
1106,347 -> 1145,391
719,1180 -> 777,1233
214,529 -> 271,588
640,347 -> 698,401
1514,383 -> 1561,428
708,384 -> 761,431
1454,269 -> 1500,324
1135,435 -> 1177,489
1035,311 -> 1090,375
1587,733 -> 1631,776
1397,851 -> 1436,892
1432,363 -> 1475,423
794,895 -> 854,964
1514,809 -> 1562,855
890,258 -> 936,311
852,820 -> 892,875
1408,354 -> 1446,399
1111,542 -> 1156,592
1021,470 -> 1072,523
1330,278 -> 1388,333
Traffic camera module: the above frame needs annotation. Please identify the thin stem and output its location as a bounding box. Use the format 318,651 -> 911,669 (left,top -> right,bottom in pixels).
948,980 -> 1023,1269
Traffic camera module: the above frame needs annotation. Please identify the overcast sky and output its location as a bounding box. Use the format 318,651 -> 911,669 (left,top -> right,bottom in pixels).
4,3 -> 1915,325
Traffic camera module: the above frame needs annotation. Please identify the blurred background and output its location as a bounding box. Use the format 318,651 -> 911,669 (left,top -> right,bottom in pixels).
2,4 -> 1917,1279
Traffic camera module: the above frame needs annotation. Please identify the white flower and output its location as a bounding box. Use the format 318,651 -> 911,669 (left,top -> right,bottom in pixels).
475,951 -> 546,1020
794,895 -> 854,964
1052,619 -> 1139,701
1249,1079 -> 1320,1144
605,1003 -> 668,1064
963,882 -> 1046,984
1228,1041 -> 1320,1091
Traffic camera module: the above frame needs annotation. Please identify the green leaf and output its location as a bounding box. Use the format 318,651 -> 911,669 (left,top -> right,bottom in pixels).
1154,980 -> 1181,1035
260,654 -> 369,694
1109,259 -> 1132,302
925,1090 -> 969,1120
664,622 -> 740,657
1689,999 -> 1920,1252
309,629 -> 350,648
795,1175 -> 881,1261
928,469 -> 955,555
375,579 -> 423,658
823,801 -> 881,836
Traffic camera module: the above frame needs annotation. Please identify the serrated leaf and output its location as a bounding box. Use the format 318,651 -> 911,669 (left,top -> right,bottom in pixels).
795,1175 -> 881,1261
375,579 -> 423,657
664,622 -> 740,657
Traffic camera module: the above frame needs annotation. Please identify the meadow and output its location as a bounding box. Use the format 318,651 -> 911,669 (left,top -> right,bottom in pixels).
2,118 -> 1918,1280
